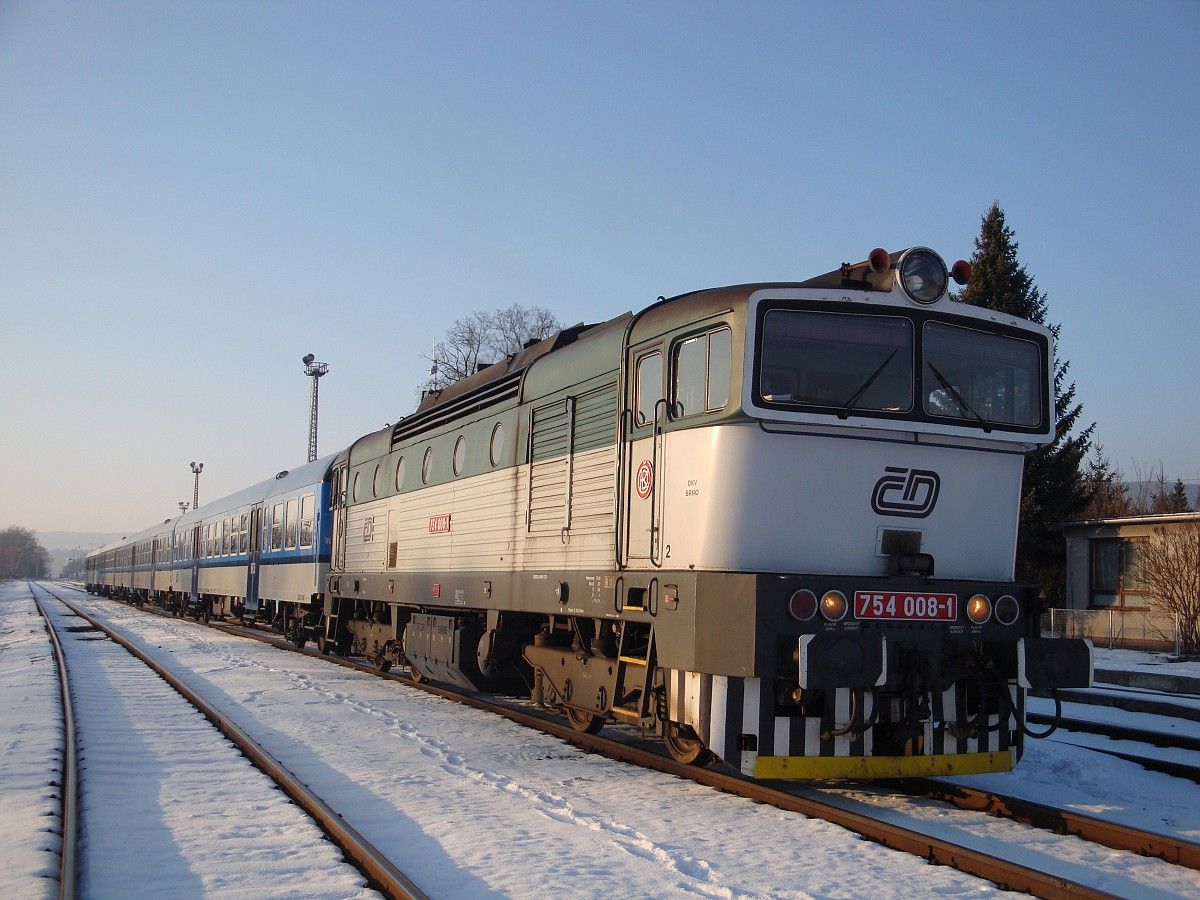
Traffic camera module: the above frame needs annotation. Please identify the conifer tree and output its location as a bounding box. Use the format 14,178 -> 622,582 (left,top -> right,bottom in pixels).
958,203 -> 1094,604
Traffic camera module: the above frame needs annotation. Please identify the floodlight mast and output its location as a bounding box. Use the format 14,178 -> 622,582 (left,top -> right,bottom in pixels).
303,354 -> 330,463
190,461 -> 203,508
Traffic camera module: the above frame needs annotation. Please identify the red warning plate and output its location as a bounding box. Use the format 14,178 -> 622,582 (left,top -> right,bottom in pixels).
854,591 -> 957,621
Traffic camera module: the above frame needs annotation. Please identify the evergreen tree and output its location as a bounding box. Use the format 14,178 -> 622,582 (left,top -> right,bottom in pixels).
1157,478 -> 1192,513
1081,442 -> 1133,519
958,203 -> 1094,604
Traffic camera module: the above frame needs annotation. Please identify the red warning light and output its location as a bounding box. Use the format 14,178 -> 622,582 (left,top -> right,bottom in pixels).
951,259 -> 973,285
868,247 -> 891,273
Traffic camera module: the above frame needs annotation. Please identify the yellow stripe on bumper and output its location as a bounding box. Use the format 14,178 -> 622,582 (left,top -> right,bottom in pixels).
754,750 -> 1014,780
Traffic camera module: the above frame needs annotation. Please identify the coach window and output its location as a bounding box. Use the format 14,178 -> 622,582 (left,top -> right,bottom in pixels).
635,351 -> 662,427
395,456 -> 406,490
422,447 -> 433,484
271,503 -> 284,550
285,498 -> 298,549
223,518 -> 231,555
490,422 -> 504,466
240,513 -> 248,553
299,494 -> 315,548
453,435 -> 466,476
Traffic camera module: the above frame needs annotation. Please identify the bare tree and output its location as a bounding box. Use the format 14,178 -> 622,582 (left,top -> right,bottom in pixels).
428,304 -> 563,390
490,303 -> 561,358
1138,521 -> 1200,654
0,526 -> 51,579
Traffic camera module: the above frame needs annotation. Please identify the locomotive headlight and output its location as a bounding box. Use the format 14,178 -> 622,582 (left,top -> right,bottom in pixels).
966,594 -> 992,624
820,590 -> 848,622
898,248 -> 948,304
788,589 -> 818,622
994,594 -> 1020,626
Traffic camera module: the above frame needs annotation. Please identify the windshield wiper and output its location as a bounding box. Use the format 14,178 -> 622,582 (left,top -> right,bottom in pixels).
926,362 -> 992,433
839,349 -> 897,419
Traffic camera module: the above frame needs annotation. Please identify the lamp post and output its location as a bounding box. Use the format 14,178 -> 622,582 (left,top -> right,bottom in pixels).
302,353 -> 329,463
179,501 -> 190,515
190,461 -> 204,509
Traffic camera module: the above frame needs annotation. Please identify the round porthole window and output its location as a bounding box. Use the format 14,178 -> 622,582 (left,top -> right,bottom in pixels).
395,456 -> 405,491
490,422 -> 505,467
453,435 -> 466,476
422,447 -> 433,484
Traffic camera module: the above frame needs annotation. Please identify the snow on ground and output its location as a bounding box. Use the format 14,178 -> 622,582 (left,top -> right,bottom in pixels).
14,583 -> 1200,898
49,588 -> 1023,899
0,581 -> 61,900
1094,648 -> 1200,681
1,582 -> 377,899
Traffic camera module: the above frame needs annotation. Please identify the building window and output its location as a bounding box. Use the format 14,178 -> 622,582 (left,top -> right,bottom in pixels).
1090,538 -> 1149,609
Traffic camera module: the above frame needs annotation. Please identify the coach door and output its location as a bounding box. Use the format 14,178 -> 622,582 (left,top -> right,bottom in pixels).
245,504 -> 263,614
622,342 -> 666,566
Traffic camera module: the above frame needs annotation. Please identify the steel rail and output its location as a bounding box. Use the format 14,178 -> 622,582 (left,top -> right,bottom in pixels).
886,778 -> 1200,870
38,586 -> 426,900
31,588 -> 78,900
76,592 -> 1110,898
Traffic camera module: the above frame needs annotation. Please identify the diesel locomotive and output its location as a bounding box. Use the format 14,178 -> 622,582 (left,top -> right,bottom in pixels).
88,245 -> 1092,778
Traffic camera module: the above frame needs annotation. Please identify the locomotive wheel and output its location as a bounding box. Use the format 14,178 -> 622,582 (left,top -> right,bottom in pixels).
663,722 -> 714,766
290,625 -> 307,650
316,631 -> 331,655
565,706 -> 605,735
373,653 -> 393,673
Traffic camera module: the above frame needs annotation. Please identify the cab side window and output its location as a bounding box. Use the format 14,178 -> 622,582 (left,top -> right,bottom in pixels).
672,327 -> 731,418
635,351 -> 662,427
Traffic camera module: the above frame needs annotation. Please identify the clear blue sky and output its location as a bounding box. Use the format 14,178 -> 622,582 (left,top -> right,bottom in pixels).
2,1 -> 1197,533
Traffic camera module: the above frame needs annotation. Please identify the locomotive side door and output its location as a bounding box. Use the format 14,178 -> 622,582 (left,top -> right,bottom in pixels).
245,504 -> 263,614
622,342 -> 666,566
332,463 -> 348,571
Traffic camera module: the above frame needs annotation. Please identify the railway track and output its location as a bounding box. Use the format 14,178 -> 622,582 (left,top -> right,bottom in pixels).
32,584 -> 425,900
51,583 -> 1200,898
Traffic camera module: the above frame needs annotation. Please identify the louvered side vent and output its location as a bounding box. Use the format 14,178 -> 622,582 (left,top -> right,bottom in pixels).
387,542 -> 398,569
391,373 -> 521,447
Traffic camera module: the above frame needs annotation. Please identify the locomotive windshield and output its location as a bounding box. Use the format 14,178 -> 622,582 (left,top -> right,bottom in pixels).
922,321 -> 1042,428
758,311 -> 913,412
755,307 -> 1046,431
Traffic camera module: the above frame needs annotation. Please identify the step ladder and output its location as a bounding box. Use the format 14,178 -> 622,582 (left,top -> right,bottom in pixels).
612,616 -> 656,722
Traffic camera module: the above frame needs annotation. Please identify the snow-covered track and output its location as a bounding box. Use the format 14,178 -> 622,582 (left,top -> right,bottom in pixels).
1029,712 -> 1200,753
122,597 -> 1109,897
887,777 -> 1200,870
34,584 -> 425,900
30,588 -> 78,900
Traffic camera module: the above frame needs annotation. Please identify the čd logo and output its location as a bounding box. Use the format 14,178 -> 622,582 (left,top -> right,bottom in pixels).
871,467 -> 941,518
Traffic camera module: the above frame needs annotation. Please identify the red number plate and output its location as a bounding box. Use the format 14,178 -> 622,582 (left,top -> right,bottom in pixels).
854,591 -> 957,621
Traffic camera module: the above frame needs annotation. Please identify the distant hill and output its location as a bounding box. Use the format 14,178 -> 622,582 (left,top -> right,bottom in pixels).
37,531 -> 123,577
1123,482 -> 1200,511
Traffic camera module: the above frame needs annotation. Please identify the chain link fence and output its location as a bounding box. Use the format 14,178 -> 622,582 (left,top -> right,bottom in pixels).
1041,608 -> 1187,654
